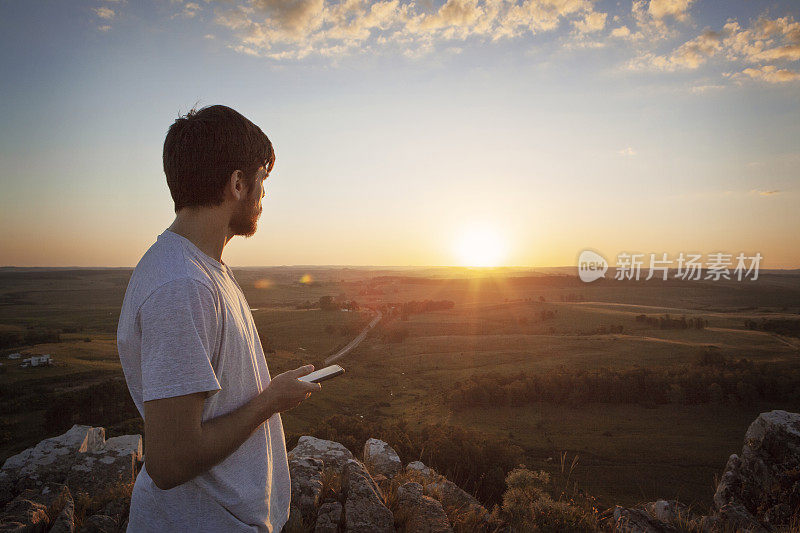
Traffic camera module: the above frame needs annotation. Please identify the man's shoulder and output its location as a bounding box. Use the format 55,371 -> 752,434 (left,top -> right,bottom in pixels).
125,236 -> 217,311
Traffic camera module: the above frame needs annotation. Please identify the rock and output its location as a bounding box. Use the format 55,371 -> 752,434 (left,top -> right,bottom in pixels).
712,410 -> 800,530
644,500 -> 690,524
100,497 -> 130,527
287,456 -> 324,526
715,503 -> 768,533
406,461 -> 434,479
362,439 -> 401,479
698,514 -> 722,532
0,482 -> 71,533
424,476 -> 489,523
0,426 -> 142,511
613,506 -> 678,533
65,435 -> 142,503
288,437 -> 354,474
101,435 -> 142,461
342,459 -> 393,533
313,501 -> 342,533
78,514 -> 117,533
48,489 -> 75,533
1,426 -> 106,492
396,482 -> 452,533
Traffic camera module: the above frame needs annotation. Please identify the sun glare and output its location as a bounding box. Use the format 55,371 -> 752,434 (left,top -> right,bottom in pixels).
455,226 -> 507,267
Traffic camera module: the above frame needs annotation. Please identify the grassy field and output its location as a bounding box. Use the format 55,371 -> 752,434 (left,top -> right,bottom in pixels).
1,266 -> 799,511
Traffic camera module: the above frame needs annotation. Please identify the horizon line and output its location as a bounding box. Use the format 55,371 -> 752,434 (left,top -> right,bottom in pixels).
2,265 -> 800,272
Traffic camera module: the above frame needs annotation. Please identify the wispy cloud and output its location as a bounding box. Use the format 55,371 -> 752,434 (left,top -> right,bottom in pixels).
182,2 -> 201,19
750,189 -> 782,196
94,7 -> 115,20
690,83 -> 725,94
618,146 -> 636,156
729,65 -> 800,84
626,14 -> 800,84
212,0 -> 607,60
147,0 -> 800,88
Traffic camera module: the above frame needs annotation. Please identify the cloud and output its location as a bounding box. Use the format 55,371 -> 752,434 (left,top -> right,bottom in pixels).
690,84 -> 725,94
98,25 -> 112,32
626,14 -> 800,84
197,0 -> 800,88
750,189 -> 782,196
618,146 -> 636,156
182,2 -> 201,18
730,65 -> 800,84
212,0 -> 605,60
573,11 -> 607,35
630,0 -> 692,41
94,7 -> 115,20
647,0 -> 694,23
669,29 -> 722,68
610,25 -> 631,38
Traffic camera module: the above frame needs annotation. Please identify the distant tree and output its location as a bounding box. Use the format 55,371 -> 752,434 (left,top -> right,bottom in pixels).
319,295 -> 338,311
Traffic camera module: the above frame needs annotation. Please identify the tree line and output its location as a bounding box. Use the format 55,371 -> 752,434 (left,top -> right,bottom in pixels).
745,318 -> 800,338
0,328 -> 61,350
447,356 -> 800,409
635,313 -> 707,329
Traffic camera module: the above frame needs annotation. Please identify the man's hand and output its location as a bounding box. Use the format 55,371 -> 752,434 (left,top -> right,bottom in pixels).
262,364 -> 321,414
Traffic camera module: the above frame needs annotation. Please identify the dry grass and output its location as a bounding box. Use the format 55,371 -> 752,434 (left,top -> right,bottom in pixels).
72,479 -> 134,531
319,466 -> 343,502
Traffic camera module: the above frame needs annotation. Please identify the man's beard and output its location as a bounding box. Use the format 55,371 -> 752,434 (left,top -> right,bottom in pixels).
228,192 -> 262,237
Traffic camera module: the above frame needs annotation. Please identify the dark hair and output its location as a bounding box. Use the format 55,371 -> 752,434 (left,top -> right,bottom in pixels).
163,105 -> 275,212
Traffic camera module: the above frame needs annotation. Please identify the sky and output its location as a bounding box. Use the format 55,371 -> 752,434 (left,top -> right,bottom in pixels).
0,0 -> 799,268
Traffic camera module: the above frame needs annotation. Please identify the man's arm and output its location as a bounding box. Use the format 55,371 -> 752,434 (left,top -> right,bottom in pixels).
144,364 -> 320,490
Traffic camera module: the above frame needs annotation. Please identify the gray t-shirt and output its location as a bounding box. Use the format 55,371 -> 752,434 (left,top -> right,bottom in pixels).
117,229 -> 290,532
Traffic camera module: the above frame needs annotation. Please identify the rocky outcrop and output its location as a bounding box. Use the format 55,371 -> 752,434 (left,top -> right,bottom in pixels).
342,459 -> 393,532
611,410 -> 800,533
5,410 -> 798,532
284,437 -> 492,532
288,436 -> 354,474
0,482 -> 72,532
0,425 -> 142,532
288,456 -> 325,525
406,460 -> 434,477
313,500 -> 342,533
363,438 -> 401,479
403,460 -> 491,525
710,410 -> 800,531
396,482 -> 452,533
613,505 -> 679,532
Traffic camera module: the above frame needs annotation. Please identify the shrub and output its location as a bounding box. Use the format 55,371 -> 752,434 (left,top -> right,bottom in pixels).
498,467 -> 598,532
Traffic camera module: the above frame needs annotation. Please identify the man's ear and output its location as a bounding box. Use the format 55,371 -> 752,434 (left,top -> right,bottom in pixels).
228,169 -> 246,201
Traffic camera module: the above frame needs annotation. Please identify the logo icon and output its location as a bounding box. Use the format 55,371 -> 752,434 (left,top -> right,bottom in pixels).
578,250 -> 608,282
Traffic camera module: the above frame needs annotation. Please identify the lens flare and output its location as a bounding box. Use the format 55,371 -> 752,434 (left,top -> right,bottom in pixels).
254,278 -> 274,289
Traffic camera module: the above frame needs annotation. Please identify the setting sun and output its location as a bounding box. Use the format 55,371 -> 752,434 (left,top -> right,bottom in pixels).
455,226 -> 507,267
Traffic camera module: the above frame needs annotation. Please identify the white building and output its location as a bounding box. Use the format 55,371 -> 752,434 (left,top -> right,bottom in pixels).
7,353 -> 21,359
22,354 -> 52,367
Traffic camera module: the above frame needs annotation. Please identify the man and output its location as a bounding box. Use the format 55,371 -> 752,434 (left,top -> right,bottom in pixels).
117,105 -> 319,532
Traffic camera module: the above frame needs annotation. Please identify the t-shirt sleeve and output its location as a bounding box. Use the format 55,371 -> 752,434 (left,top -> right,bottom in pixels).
138,277 -> 222,402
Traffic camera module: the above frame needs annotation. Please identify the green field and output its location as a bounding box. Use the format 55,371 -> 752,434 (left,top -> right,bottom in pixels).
1,267 -> 799,511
